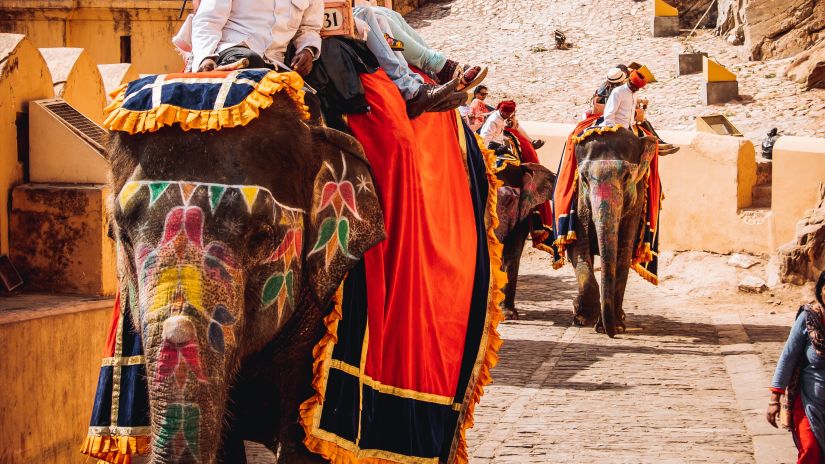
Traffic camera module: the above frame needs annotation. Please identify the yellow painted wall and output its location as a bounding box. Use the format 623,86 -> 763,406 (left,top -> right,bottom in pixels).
656,130 -> 771,254
0,34 -> 54,256
66,17 -> 184,74
39,47 -> 107,123
0,2 -> 187,75
772,136 -> 825,248
10,184 -> 117,296
0,300 -> 112,463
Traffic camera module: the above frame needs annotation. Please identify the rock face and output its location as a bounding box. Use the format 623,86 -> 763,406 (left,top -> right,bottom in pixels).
667,0 -> 717,29
786,39 -> 825,90
778,185 -> 825,285
717,0 -> 825,60
392,0 -> 433,15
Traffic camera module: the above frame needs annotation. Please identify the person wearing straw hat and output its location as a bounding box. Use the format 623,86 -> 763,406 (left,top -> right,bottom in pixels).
592,65 -> 629,115
601,69 -> 679,155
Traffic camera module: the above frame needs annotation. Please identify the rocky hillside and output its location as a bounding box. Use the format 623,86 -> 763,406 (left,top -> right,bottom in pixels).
717,0 -> 825,61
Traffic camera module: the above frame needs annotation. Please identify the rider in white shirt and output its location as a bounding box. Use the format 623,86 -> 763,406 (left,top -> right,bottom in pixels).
601,70 -> 645,130
190,0 -> 323,75
480,100 -> 516,157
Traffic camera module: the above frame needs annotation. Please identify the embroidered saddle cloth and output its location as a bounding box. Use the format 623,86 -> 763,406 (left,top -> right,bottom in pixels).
103,69 -> 309,134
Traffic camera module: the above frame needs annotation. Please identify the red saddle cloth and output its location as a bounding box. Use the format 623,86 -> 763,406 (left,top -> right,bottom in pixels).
300,69 -> 504,463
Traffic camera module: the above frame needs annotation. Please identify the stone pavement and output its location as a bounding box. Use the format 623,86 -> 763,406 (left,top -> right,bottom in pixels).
247,250 -> 805,463
464,251 -> 797,463
404,0 -> 825,143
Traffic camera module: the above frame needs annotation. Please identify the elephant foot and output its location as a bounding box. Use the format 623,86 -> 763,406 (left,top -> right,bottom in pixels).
503,307 -> 520,321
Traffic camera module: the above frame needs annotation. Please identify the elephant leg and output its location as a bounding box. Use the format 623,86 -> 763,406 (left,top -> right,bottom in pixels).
501,219 -> 530,320
568,238 -> 600,327
217,428 -> 249,464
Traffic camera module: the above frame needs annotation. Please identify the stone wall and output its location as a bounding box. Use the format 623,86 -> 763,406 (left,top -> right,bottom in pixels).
521,121 -> 825,256
717,0 -> 825,60
0,298 -> 112,463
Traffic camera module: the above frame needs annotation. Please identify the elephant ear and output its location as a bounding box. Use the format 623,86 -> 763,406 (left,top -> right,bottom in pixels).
517,162 -> 556,220
634,136 -> 659,183
305,126 -> 385,306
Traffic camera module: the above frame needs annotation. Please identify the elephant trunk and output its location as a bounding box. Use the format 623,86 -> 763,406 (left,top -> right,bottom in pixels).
143,313 -> 228,464
587,169 -> 624,338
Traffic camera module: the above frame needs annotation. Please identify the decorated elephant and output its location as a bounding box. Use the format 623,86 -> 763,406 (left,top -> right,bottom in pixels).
494,162 -> 556,320
566,128 -> 658,337
99,88 -> 385,463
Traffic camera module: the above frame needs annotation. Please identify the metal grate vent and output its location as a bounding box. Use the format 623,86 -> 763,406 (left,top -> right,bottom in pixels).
40,100 -> 107,155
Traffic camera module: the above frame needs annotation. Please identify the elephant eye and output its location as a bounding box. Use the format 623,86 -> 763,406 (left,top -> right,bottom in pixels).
118,228 -> 133,250
248,225 -> 275,254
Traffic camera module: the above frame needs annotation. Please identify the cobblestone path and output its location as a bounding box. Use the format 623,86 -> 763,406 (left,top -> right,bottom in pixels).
405,0 -> 825,142
247,250 -> 803,463
466,254 -> 779,463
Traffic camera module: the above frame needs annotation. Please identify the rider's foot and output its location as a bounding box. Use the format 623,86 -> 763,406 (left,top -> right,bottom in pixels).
456,65 -> 487,91
658,143 -> 680,155
426,90 -> 468,113
406,78 -> 459,119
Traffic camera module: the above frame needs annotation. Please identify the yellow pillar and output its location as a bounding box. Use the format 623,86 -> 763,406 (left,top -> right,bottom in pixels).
98,63 -> 139,102
654,0 -> 679,17
39,48 -> 107,123
0,34 -> 54,256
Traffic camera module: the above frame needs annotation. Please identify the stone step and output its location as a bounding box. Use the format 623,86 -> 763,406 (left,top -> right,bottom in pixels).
751,184 -> 772,208
755,158 -> 772,185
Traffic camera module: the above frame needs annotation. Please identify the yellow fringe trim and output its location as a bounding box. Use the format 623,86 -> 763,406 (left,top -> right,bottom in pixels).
79,434 -> 150,464
569,124 -> 623,145
103,71 -> 310,134
491,156 -> 521,174
299,284 -> 350,462
451,134 -> 507,464
632,262 -> 659,285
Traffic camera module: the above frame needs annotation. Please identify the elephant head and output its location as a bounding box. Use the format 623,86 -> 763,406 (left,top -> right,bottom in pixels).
576,129 -> 657,337
106,94 -> 384,463
494,162 -> 556,240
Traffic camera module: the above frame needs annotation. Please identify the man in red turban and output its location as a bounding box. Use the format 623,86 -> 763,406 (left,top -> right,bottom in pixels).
480,100 -> 517,157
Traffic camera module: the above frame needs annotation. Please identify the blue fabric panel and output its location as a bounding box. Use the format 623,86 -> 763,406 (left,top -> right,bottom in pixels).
117,364 -> 150,427
318,368 -> 360,443
89,365 -> 114,427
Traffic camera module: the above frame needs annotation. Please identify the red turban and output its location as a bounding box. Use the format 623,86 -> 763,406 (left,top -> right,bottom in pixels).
498,100 -> 516,114
629,70 -> 647,89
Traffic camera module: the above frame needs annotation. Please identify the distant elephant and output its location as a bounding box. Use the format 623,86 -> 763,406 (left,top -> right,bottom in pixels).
568,128 -> 657,337
494,162 -> 556,320
106,92 -> 385,463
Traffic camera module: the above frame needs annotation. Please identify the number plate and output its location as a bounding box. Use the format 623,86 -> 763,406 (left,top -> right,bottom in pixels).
323,8 -> 343,31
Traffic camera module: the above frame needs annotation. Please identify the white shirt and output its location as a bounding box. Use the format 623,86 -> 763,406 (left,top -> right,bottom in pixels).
601,83 -> 637,129
192,0 -> 323,71
480,110 -> 507,146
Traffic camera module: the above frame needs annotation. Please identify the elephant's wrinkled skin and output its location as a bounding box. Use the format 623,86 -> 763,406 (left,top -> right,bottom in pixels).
495,162 -> 555,320
568,128 -> 657,337
107,93 -> 385,463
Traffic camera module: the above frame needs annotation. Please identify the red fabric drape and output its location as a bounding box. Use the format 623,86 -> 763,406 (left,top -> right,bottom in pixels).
348,70 -> 478,396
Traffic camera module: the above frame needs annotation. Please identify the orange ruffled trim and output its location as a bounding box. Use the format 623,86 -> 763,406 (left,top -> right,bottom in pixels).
79,434 -> 150,464
450,134 -> 507,464
103,70 -> 310,134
